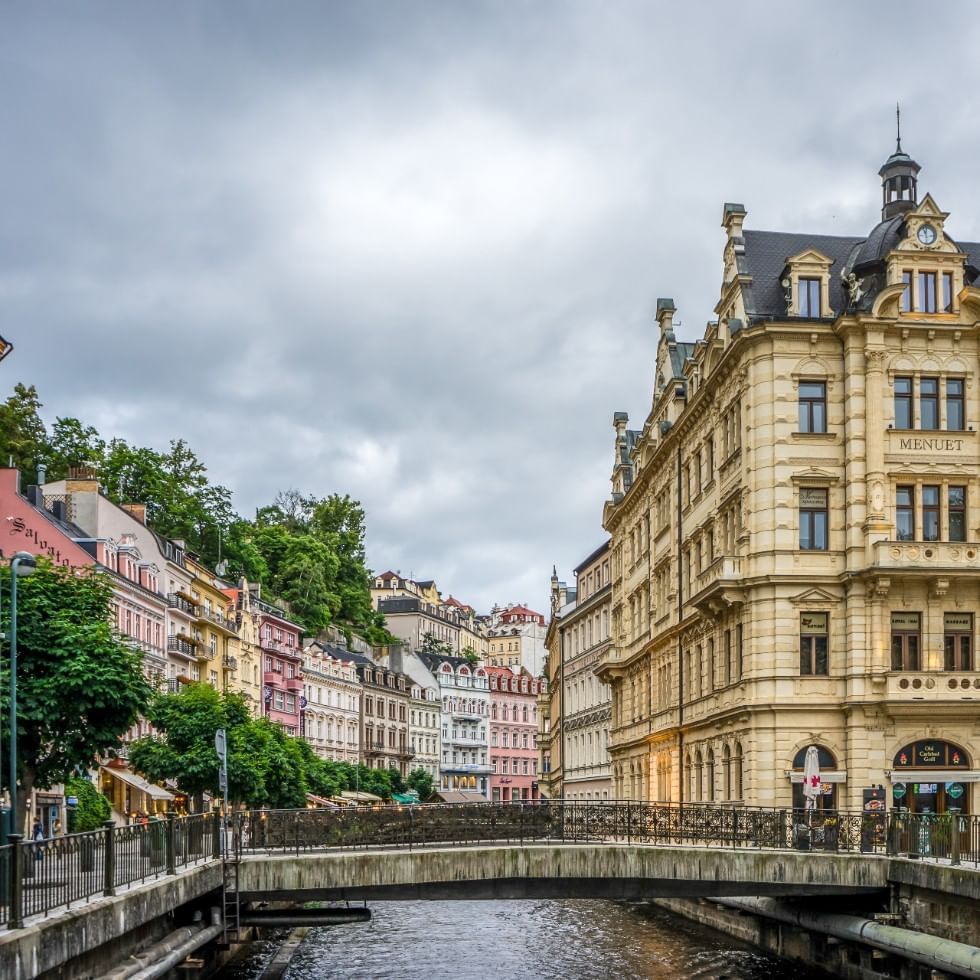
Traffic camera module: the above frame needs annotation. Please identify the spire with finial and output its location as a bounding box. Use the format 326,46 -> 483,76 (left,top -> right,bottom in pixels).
879,105 -> 920,221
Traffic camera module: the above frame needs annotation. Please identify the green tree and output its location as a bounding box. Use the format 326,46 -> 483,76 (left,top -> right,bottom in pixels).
0,561 -> 153,832
420,632 -> 455,656
129,685 -> 265,810
0,383 -> 49,483
461,646 -> 479,666
64,775 -> 111,832
406,767 -> 434,801
46,417 -> 106,480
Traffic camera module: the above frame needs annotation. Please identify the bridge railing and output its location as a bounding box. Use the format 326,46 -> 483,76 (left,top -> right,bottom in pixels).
0,812 -> 220,930
233,801 -> 980,865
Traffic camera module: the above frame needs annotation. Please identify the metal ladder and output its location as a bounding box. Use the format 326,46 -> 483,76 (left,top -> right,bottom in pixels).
221,824 -> 241,944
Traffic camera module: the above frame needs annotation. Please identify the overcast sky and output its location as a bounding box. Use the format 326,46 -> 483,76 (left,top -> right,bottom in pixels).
3,3 -> 980,615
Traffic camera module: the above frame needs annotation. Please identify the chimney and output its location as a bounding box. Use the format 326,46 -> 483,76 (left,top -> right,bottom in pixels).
51,500 -> 66,521
721,202 -> 747,240
613,411 -> 628,439
655,297 -> 676,335
122,503 -> 147,524
37,463 -> 47,485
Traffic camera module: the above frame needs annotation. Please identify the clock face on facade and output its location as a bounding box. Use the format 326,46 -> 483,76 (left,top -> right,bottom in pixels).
917,224 -> 938,246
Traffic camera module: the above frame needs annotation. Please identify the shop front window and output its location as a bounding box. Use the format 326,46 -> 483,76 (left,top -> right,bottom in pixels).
791,745 -> 837,812
892,740 -> 970,814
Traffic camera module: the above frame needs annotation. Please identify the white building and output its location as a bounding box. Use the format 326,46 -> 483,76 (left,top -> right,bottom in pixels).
486,604 -> 547,676
302,640 -> 361,764
421,654 -> 491,797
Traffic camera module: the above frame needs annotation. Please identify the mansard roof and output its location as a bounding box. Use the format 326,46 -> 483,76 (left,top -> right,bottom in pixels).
741,229 -> 862,319
739,226 -> 980,322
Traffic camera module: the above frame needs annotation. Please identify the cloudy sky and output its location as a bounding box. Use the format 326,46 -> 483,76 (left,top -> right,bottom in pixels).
3,3 -> 980,614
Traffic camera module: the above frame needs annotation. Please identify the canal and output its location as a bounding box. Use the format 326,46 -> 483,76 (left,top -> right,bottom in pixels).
223,900 -> 826,979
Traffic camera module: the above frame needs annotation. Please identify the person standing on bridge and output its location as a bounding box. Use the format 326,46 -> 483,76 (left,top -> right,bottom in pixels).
32,818 -> 45,861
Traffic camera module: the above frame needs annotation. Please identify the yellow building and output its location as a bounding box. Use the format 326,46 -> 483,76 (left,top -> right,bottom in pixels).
598,143 -> 980,815
186,555 -> 241,695
227,580 -> 263,715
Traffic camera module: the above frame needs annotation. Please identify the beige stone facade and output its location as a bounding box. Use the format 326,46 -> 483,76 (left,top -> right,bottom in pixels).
597,146 -> 980,815
544,543 -> 613,800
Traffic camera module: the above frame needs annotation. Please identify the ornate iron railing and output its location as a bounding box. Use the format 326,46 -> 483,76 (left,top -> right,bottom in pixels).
1,803 -> 977,930
234,801 -> 980,865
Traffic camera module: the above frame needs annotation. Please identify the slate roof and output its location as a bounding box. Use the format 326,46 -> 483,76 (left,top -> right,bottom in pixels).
741,230 -> 862,320
670,341 -> 696,376
740,226 -> 980,321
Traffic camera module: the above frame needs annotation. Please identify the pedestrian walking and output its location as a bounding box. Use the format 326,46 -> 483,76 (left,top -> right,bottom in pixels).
53,818 -> 63,837
32,818 -> 45,862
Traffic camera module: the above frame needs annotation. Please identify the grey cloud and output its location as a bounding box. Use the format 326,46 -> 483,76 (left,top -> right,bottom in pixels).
3,1 -> 979,612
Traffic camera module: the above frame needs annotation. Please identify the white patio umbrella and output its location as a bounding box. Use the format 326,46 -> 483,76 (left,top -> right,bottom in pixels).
802,745 -> 821,812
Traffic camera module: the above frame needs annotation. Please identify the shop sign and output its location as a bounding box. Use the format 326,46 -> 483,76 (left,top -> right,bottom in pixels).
890,612 -> 921,631
914,742 -> 944,767
894,740 -> 968,769
799,488 -> 827,507
66,796 -> 79,807
892,783 -> 906,799
946,782 -> 964,800
943,613 -> 973,631
914,783 -> 937,794
863,786 -> 886,812
800,612 -> 828,634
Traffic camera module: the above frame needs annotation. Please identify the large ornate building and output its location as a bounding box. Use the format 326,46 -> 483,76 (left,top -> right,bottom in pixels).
597,142 -> 980,815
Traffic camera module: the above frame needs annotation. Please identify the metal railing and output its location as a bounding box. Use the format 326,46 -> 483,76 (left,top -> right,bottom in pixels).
1,812 -> 220,930
234,801 -> 980,865
2,802 -> 977,930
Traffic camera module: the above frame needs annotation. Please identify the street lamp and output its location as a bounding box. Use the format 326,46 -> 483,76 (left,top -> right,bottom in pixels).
9,551 -> 36,837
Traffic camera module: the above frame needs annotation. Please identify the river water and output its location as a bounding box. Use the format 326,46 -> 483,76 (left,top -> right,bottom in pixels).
225,900 -> 825,979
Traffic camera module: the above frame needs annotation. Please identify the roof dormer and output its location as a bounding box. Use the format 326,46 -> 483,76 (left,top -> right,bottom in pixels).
783,249 -> 835,318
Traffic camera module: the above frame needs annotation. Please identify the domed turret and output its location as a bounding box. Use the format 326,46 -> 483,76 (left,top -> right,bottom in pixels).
879,106 -> 920,221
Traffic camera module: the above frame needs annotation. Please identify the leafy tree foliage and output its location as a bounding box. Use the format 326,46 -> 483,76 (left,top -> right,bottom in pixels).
0,381 -> 391,644
420,632 -> 455,656
64,775 -> 112,832
0,561 -> 153,831
129,685 -> 406,808
406,767 -> 434,800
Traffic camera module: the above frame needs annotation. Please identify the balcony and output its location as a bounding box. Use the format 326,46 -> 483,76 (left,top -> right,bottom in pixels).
285,675 -> 303,692
888,672 -> 980,700
263,669 -> 284,687
197,606 -> 237,634
166,593 -> 196,617
260,637 -> 300,658
167,635 -> 196,659
688,556 -> 744,614
450,709 -> 484,721
440,762 -> 491,774
195,645 -> 217,662
222,655 -> 238,671
871,540 -> 980,573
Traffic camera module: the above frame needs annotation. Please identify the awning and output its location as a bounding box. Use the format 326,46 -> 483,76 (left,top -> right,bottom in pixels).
340,790 -> 384,803
306,793 -> 339,808
101,766 -> 175,801
890,770 -> 980,783
391,792 -> 418,805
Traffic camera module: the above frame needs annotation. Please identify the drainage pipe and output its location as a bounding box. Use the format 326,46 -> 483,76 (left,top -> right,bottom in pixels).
715,897 -> 980,980
102,908 -> 226,980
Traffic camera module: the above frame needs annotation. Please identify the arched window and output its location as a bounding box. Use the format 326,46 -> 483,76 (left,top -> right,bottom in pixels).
734,742 -> 743,800
791,744 -> 837,811
723,744 -> 732,800
694,750 -> 703,801
684,753 -> 692,802
707,749 -> 716,801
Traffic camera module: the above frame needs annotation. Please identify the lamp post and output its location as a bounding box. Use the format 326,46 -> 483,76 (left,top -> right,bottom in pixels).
9,551 -> 36,837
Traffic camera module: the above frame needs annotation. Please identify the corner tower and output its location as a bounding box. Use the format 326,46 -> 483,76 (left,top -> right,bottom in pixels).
879,107 -> 920,221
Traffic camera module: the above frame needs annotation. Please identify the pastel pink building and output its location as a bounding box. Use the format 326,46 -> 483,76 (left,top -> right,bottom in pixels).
227,586 -> 304,736
488,666 -> 543,803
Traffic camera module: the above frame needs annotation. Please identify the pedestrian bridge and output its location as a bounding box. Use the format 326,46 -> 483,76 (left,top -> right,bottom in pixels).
235,842 -> 889,903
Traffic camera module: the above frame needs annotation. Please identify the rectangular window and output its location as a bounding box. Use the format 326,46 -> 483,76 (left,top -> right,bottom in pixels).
920,377 -> 939,429
943,272 -> 954,313
922,485 -> 940,541
724,629 -> 732,685
798,278 -> 820,317
894,377 -> 913,428
736,623 -> 744,680
946,379 -> 965,431
918,272 -> 937,313
901,271 -> 912,312
890,612 -> 921,671
800,613 -> 829,675
799,488 -> 828,550
798,381 -> 827,433
896,486 -> 915,540
949,486 -> 967,542
944,613 -> 973,671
